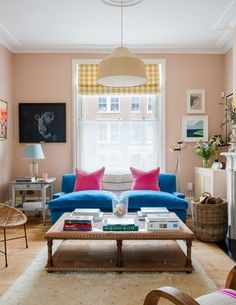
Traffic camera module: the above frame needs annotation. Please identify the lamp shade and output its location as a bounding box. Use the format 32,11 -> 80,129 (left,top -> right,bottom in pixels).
97,47 -> 147,87
23,144 -> 45,160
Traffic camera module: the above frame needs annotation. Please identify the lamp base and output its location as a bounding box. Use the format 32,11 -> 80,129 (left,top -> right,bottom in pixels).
29,163 -> 38,180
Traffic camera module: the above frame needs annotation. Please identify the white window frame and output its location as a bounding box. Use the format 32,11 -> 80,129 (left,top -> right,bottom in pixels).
97,97 -> 108,112
72,59 -> 166,172
97,96 -> 120,113
147,96 -> 154,113
110,96 -> 120,112
131,96 -> 140,112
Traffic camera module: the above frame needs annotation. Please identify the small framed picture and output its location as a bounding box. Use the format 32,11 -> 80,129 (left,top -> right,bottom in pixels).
0,99 -> 7,140
186,89 -> 205,113
182,115 -> 208,142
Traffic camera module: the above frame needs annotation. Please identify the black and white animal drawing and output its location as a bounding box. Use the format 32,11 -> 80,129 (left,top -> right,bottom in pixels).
35,111 -> 57,141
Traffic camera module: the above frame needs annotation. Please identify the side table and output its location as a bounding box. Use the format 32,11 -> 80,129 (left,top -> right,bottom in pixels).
9,178 -> 56,225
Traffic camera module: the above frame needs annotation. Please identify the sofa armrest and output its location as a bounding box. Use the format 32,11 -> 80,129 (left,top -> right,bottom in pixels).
173,192 -> 185,199
52,192 -> 66,199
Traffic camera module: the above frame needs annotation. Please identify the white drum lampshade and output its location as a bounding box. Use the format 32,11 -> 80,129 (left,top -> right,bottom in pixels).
23,144 -> 45,180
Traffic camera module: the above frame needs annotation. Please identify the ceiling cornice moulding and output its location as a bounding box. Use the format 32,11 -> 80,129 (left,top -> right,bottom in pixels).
11,43 -> 226,54
0,23 -> 21,52
213,0 -> 236,31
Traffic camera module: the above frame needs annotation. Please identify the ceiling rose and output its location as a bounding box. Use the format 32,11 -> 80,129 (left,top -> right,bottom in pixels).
100,0 -> 143,7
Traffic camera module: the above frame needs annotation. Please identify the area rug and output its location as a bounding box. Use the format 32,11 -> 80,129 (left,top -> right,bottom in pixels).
0,241 -> 218,305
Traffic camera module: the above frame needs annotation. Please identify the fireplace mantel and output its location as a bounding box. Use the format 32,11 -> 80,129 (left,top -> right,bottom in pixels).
221,152 -> 236,239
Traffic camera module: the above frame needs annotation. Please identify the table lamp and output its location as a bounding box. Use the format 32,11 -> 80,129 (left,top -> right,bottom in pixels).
23,144 -> 45,180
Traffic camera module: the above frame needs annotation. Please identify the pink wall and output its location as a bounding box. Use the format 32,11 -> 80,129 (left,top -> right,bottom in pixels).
0,44 -> 13,202
162,54 -> 225,194
13,53 -> 226,194
224,48 -> 233,96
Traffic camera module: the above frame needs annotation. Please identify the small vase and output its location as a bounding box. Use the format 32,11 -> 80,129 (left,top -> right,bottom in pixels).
202,158 -> 210,168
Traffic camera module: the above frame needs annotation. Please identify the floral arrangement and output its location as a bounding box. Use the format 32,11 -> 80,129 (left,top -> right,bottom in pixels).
195,141 -> 216,160
195,135 -> 223,160
221,95 -> 236,128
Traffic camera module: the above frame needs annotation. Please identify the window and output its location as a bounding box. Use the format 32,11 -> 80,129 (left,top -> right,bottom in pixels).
98,123 -> 120,143
98,97 -> 107,112
78,94 -> 161,171
110,123 -> 120,142
146,122 -> 153,144
131,122 -> 142,143
73,59 -> 166,172
110,97 -> 120,112
131,96 -> 140,112
98,123 -> 108,142
147,96 -> 154,112
97,96 -> 120,112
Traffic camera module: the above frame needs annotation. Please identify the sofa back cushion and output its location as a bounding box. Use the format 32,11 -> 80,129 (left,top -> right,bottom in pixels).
62,173 -> 76,193
74,167 -> 105,191
102,173 -> 133,194
61,172 -> 177,194
158,173 -> 176,193
130,167 -> 160,191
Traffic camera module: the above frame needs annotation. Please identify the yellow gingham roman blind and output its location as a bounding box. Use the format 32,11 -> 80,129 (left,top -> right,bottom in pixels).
78,63 -> 159,95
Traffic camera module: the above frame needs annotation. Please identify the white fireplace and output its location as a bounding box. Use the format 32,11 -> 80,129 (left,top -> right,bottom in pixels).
221,152 -> 236,239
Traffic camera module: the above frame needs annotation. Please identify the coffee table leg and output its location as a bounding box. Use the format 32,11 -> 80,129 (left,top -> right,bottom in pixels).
116,240 -> 123,268
47,238 -> 53,272
186,240 -> 192,271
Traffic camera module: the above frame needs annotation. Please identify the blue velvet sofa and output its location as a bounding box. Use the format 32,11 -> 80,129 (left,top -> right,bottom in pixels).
48,173 -> 188,224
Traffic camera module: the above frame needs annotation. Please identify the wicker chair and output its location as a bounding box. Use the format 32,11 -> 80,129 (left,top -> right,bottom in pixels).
143,265 -> 236,305
0,203 -> 28,267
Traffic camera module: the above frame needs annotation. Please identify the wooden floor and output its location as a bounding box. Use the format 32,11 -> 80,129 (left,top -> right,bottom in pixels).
0,215 -> 235,296
0,215 -> 50,295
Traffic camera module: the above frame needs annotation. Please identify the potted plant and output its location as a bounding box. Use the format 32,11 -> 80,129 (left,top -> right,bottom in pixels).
195,136 -> 223,168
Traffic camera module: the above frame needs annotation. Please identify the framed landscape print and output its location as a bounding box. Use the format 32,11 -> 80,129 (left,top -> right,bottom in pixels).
182,115 -> 208,142
0,99 -> 7,140
186,89 -> 205,113
19,103 -> 66,143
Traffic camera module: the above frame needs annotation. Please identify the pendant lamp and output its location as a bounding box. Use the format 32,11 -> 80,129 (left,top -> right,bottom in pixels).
97,0 -> 147,87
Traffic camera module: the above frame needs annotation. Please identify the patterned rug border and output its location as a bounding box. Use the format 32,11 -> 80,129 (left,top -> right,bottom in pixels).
0,243 -> 218,305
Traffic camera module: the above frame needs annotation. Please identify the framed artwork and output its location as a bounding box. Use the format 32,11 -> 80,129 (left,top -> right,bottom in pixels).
0,99 -> 7,140
225,93 -> 233,145
182,115 -> 208,142
19,103 -> 66,143
186,89 -> 205,113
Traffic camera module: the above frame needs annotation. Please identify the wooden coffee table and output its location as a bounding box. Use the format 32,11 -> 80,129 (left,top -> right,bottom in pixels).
45,213 -> 195,273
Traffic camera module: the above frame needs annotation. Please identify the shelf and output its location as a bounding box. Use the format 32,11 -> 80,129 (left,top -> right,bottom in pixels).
17,201 -> 44,211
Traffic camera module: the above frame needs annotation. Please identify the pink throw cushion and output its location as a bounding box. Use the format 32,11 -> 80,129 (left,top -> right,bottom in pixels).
130,167 -> 160,191
73,167 -> 105,191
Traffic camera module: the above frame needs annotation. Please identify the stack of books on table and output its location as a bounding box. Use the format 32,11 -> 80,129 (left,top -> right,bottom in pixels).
15,176 -> 34,182
103,218 -> 139,231
137,207 -> 169,220
71,208 -> 103,222
145,212 -> 180,231
63,215 -> 93,231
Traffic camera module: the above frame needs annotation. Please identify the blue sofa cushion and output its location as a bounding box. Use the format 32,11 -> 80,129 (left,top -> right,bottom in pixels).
121,190 -> 188,211
158,173 -> 177,194
120,190 -> 188,222
49,190 -> 116,212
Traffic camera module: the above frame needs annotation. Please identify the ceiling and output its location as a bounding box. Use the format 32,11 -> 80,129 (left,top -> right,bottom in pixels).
0,0 -> 236,54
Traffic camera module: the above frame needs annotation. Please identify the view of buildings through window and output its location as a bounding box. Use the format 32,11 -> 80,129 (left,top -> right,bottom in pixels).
79,94 -> 160,171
